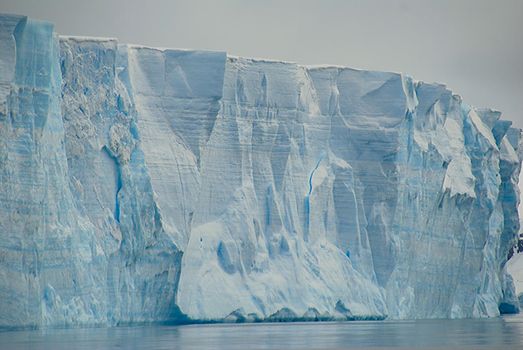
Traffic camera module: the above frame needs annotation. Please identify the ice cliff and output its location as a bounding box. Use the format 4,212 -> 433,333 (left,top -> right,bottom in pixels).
0,14 -> 521,328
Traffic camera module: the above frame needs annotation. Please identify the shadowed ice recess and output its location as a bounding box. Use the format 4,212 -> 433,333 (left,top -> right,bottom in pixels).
0,13 -> 521,328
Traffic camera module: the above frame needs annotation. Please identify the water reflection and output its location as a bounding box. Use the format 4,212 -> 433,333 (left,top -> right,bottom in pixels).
1,314 -> 522,349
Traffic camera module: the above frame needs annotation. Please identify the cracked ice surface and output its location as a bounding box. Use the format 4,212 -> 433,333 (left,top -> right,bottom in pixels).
0,14 -> 521,328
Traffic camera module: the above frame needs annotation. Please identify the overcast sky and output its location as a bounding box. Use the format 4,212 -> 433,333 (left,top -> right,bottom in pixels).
2,0 -> 522,127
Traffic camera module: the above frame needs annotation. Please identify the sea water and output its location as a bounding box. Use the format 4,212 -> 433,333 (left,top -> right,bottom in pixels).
1,314 -> 522,349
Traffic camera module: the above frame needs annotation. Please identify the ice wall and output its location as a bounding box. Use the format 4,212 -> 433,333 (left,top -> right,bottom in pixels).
0,14 -> 521,328
0,14 -> 109,328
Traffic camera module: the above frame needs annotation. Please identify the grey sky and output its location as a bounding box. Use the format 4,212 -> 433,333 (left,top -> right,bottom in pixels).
1,0 -> 522,127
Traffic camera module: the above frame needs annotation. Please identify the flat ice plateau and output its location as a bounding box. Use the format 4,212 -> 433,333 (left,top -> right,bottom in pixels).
0,14 -> 521,328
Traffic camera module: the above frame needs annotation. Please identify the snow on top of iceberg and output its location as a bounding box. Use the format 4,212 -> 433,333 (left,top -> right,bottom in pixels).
227,54 -> 298,65
126,43 -> 226,55
52,33 -> 520,125
60,35 -> 117,43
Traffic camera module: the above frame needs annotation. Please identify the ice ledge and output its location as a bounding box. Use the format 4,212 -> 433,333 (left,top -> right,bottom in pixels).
52,33 -> 464,95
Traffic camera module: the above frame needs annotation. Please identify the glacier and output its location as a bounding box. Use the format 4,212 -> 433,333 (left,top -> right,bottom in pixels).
0,14 -> 521,328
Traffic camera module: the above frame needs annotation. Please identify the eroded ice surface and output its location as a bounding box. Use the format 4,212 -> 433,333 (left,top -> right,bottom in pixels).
0,14 -> 521,328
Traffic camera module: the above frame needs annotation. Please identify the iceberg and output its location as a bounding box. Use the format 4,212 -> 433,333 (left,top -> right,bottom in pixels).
0,14 -> 521,328
507,252 -> 523,309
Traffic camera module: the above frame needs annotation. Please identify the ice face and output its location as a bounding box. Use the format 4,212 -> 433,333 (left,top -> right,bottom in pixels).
0,14 -> 521,328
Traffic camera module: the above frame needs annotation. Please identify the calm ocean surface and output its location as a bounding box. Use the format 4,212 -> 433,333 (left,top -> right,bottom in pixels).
1,314 -> 523,350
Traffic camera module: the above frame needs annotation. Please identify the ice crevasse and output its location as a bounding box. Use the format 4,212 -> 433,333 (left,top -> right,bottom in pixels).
0,14 -> 521,328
